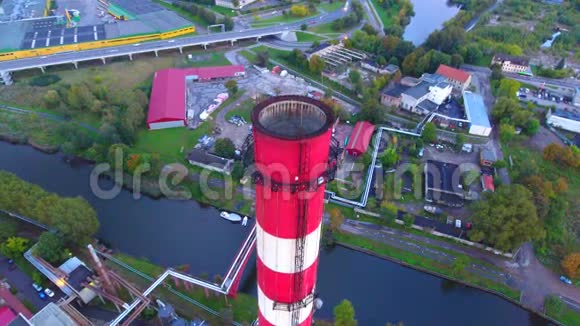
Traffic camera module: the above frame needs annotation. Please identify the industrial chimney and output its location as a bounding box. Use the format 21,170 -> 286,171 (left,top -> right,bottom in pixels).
252,96 -> 335,326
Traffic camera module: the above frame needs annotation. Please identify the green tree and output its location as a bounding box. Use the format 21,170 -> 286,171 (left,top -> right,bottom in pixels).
348,70 -> 362,85
43,90 -> 61,109
329,208 -> 345,232
122,103 -> 145,134
290,4 -> 309,17
301,23 -> 308,31
66,83 -> 94,111
46,198 -> 99,245
455,133 -> 466,151
1,237 -> 29,259
421,122 -> 437,144
381,146 -> 399,168
499,124 -> 516,143
225,79 -> 238,95
255,51 -> 269,67
380,201 -> 398,224
0,218 -> 18,242
213,138 -> 236,159
34,232 -> 65,264
468,185 -> 545,252
403,213 -> 415,228
452,256 -> 470,276
309,55 -> 326,75
525,118 -> 540,135
496,79 -> 521,99
334,299 -> 357,326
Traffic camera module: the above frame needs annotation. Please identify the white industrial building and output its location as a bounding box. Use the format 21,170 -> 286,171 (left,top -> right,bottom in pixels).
464,92 -> 492,137
400,80 -> 452,115
546,108 -> 580,133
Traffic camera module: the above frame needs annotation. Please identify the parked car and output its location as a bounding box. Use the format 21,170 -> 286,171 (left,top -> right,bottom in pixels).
44,288 -> 55,298
32,283 -> 43,292
560,275 -> 572,285
38,291 -> 47,300
417,148 -> 424,158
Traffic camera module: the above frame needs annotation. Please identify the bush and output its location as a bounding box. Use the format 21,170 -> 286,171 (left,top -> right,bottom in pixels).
29,74 -> 61,87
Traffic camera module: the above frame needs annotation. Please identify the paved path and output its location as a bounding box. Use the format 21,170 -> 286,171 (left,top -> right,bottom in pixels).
0,255 -> 63,311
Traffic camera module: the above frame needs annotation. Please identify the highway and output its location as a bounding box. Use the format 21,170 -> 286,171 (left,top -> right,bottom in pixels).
0,8 -> 349,73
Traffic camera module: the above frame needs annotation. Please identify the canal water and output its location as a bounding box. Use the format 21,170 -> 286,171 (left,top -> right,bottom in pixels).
0,142 -> 550,325
403,0 -> 461,46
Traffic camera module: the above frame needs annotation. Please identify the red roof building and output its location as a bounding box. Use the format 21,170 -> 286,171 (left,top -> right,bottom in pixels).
147,65 -> 245,130
435,64 -> 472,92
482,174 -> 495,192
346,121 -> 375,157
0,307 -> 16,326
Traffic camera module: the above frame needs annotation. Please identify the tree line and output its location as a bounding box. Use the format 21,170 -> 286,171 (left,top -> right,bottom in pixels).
0,171 -> 99,246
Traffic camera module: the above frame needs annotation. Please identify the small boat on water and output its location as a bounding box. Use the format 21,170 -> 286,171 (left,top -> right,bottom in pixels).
220,211 -> 242,222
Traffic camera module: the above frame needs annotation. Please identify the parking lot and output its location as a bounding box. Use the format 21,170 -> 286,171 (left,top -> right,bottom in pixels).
56,0 -> 103,26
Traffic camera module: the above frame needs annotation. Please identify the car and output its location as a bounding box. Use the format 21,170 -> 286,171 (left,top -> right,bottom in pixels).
38,292 -> 47,300
32,283 -> 43,292
417,148 -> 424,158
560,276 -> 572,285
44,288 -> 55,298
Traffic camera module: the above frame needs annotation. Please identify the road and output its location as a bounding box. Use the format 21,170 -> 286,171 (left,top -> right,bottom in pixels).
465,0 -> 504,32
360,0 -> 384,35
0,255 -> 63,311
0,8 -> 349,73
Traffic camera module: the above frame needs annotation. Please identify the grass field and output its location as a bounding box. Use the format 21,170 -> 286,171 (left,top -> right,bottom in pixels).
186,52 -> 231,67
113,252 -> 258,323
335,232 -> 521,301
134,123 -> 212,163
153,0 -> 208,28
310,21 -> 348,34
369,0 -> 400,27
225,98 -> 254,121
251,11 -> 317,27
239,50 -> 257,63
202,4 -> 238,17
295,31 -> 326,42
318,1 -> 346,12
545,296 -> 580,326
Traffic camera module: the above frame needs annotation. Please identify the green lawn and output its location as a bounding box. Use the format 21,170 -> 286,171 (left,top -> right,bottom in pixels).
310,21 -> 347,34
318,1 -> 346,12
369,0 -> 400,27
545,296 -> 580,326
153,0 -> 208,28
295,31 -> 326,42
202,4 -> 238,17
225,98 -> 254,121
239,50 -> 257,63
335,232 -> 521,301
113,253 -> 258,323
251,11 -> 316,27
186,52 -> 231,67
134,123 -> 212,163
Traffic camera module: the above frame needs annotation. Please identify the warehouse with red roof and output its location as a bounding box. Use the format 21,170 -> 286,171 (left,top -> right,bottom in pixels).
147,65 -> 245,130
345,121 -> 375,157
435,64 -> 472,92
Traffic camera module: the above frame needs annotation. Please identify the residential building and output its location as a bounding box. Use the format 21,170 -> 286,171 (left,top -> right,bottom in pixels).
400,81 -> 452,115
491,54 -> 531,75
187,149 -> 234,174
380,83 -> 409,107
464,92 -> 492,137
147,65 -> 245,129
215,0 -> 257,9
360,61 -> 399,75
546,108 -> 580,133
345,121 -> 374,157
435,64 -> 472,92
480,149 -> 497,167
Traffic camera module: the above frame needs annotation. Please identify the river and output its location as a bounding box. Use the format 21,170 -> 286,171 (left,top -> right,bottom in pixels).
403,0 -> 461,46
0,142 -> 550,325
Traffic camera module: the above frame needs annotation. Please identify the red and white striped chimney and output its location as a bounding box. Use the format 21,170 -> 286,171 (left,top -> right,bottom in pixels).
252,96 -> 334,326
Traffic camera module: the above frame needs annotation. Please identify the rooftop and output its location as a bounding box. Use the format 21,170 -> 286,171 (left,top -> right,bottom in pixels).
551,108 -> 580,121
417,99 -> 439,112
67,265 -> 93,292
382,83 -> 410,98
403,81 -> 431,99
480,148 -> 496,162
29,303 -> 76,326
187,149 -> 232,169
463,92 -> 491,128
493,53 -> 530,67
435,64 -> 471,83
